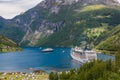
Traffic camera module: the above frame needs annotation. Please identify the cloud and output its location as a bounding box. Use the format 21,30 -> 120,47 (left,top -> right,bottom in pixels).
118,0 -> 120,3
0,0 -> 43,19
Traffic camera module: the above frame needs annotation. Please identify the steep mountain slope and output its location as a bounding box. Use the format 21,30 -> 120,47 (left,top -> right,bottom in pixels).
0,35 -> 22,52
0,0 -> 120,52
0,17 -> 25,43
37,4 -> 120,48
96,25 -> 120,52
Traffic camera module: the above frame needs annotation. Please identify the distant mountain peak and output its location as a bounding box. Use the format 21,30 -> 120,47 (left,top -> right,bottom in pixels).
0,16 -> 4,20
36,0 -> 119,14
37,0 -> 78,8
39,0 -> 120,7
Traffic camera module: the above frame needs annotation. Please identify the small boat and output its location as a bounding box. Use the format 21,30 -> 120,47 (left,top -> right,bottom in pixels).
39,47 -> 42,49
62,50 -> 65,53
41,48 -> 53,52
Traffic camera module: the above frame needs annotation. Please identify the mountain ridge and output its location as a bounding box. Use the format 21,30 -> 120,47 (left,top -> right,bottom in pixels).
0,0 -> 120,53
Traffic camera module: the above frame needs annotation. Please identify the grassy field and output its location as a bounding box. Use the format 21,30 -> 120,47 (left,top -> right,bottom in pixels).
0,72 -> 48,80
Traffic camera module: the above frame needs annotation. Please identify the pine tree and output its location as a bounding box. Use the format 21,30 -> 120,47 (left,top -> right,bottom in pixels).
49,72 -> 55,80
54,73 -> 58,80
106,59 -> 112,71
115,49 -> 120,71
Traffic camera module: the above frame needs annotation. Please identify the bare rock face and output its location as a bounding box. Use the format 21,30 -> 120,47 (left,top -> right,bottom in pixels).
39,0 -> 119,7
37,0 -> 119,14
105,0 -> 119,5
37,0 -> 79,13
38,0 -> 80,8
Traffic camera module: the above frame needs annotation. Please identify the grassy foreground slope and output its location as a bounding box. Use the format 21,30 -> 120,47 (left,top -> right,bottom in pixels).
0,35 -> 22,52
0,72 -> 48,80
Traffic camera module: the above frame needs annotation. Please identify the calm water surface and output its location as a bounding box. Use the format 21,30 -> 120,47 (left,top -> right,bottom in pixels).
0,47 -> 114,73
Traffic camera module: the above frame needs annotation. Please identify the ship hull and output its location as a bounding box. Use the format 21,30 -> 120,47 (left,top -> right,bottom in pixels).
70,53 -> 88,63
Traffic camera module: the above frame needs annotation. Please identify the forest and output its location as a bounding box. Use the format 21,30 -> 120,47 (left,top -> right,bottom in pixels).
49,49 -> 120,80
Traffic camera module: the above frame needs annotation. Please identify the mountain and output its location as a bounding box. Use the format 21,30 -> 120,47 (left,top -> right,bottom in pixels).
0,16 -> 25,43
0,35 -> 22,52
0,0 -> 120,52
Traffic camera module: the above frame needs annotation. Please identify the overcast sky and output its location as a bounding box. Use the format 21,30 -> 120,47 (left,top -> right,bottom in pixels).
0,0 -> 43,19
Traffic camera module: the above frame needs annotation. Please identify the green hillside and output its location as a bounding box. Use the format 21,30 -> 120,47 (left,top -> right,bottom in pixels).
96,25 -> 120,53
0,23 -> 25,43
0,35 -> 22,52
37,4 -> 120,53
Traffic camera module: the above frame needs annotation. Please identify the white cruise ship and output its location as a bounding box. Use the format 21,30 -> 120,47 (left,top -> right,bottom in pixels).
71,47 -> 97,63
42,48 -> 53,52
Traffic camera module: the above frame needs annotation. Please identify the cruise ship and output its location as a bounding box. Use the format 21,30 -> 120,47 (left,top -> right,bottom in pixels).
71,47 -> 97,63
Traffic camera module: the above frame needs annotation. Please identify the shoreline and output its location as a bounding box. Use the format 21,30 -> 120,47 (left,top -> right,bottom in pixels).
0,68 -> 48,73
94,49 -> 116,56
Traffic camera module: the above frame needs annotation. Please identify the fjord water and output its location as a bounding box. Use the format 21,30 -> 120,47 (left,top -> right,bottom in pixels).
0,47 -> 114,73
